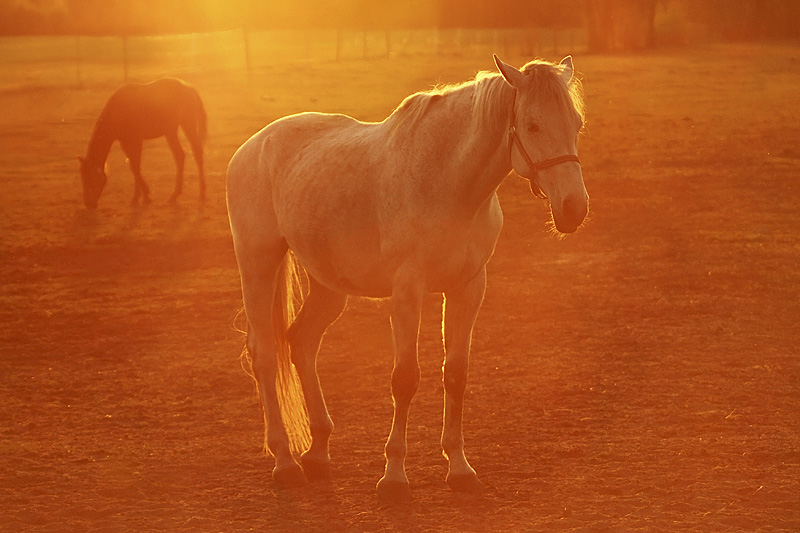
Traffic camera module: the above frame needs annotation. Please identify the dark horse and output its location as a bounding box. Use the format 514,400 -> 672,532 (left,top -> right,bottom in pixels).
79,78 -> 207,208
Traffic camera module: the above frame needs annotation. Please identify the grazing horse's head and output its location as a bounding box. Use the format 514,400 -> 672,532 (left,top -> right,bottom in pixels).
495,55 -> 588,234
78,157 -> 107,209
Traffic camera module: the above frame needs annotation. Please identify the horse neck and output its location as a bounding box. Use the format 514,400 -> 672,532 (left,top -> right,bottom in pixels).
415,76 -> 514,212
84,113 -> 115,166
456,77 -> 516,207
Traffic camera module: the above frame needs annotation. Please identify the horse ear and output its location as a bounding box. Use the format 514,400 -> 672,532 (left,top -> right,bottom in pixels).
494,54 -> 527,90
559,55 -> 575,85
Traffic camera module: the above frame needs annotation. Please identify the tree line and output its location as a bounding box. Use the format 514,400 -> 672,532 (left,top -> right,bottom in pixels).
1,0 -> 798,51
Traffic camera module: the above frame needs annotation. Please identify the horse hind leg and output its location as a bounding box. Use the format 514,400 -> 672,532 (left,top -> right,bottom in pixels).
165,130 -> 185,204
287,276 -> 347,481
238,243 -> 307,487
182,123 -> 205,202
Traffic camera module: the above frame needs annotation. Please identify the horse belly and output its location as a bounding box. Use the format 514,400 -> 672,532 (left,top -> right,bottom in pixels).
286,194 -> 502,298
290,228 -> 392,298
278,188 -> 392,297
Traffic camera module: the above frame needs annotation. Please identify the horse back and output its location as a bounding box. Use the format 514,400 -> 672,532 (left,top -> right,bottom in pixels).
103,78 -> 204,141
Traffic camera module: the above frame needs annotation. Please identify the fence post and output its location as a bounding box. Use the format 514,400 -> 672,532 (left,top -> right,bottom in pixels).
75,35 -> 82,88
122,35 -> 129,81
242,27 -> 252,80
553,29 -> 558,56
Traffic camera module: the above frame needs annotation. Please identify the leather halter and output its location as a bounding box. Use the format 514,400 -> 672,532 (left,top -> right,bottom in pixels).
508,91 -> 581,199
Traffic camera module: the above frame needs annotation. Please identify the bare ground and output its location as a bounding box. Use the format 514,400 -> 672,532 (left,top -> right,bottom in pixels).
1,43 -> 799,531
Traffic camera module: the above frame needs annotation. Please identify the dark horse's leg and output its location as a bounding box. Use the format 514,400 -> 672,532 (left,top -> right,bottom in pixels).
165,129 -> 185,204
120,138 -> 150,204
181,123 -> 205,202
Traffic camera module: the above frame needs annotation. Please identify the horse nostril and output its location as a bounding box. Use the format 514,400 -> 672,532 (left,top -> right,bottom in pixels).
562,196 -> 588,224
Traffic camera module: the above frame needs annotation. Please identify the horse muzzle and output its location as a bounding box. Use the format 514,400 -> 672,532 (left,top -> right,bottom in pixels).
553,195 -> 588,233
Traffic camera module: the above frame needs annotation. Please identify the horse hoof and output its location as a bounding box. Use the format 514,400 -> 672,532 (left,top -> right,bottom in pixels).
272,463 -> 306,488
447,473 -> 484,493
300,456 -> 332,481
376,478 -> 411,502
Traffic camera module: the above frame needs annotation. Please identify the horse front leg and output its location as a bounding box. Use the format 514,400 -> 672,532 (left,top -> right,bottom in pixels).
120,138 -> 149,204
441,268 -> 486,492
377,271 -> 423,501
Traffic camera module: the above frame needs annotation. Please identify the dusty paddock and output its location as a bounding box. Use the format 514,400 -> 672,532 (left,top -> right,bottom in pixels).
1,43 -> 799,531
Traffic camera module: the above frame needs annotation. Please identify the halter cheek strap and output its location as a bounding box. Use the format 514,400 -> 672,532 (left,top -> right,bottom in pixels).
508,91 -> 581,199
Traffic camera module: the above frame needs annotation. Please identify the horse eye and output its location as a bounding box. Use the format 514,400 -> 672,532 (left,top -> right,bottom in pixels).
527,123 -> 540,133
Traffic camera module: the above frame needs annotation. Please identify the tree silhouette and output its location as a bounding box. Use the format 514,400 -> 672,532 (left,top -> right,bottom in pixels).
585,0 -> 658,51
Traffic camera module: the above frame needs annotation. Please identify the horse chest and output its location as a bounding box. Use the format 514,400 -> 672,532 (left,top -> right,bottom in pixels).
418,206 -> 503,292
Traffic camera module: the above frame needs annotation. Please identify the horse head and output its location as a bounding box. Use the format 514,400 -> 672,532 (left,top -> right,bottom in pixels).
78,157 -> 107,209
495,55 -> 588,234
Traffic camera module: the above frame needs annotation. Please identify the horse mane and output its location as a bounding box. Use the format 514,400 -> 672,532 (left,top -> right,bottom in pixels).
385,58 -> 584,138
385,89 -> 446,134
386,71 -> 506,136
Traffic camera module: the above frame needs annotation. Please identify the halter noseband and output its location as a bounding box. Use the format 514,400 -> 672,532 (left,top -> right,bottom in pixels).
508,91 -> 581,199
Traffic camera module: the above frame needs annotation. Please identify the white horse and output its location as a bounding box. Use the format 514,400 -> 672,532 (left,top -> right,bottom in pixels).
226,55 -> 588,500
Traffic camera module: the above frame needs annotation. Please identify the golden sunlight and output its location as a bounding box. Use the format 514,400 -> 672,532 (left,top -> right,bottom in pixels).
2,0 -> 799,529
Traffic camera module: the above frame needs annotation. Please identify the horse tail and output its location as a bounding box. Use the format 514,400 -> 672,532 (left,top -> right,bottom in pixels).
237,251 -> 310,456
270,250 -> 311,455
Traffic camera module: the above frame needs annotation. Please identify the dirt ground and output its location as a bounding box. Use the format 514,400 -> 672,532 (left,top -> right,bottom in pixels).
1,42 -> 799,531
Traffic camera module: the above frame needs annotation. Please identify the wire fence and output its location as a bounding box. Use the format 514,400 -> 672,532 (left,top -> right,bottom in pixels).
0,27 -> 587,89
